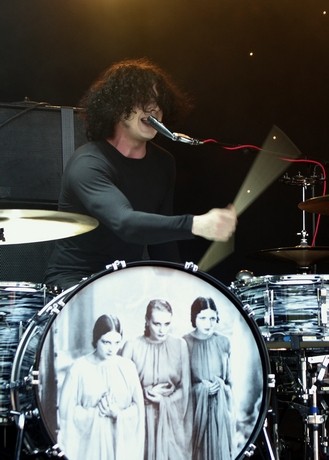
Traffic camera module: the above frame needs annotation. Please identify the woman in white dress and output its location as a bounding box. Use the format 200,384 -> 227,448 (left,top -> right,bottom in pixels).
122,299 -> 192,460
59,314 -> 144,460
184,297 -> 234,460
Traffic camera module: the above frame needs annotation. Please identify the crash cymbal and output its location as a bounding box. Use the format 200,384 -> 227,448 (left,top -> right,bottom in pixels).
255,245 -> 329,267
298,195 -> 329,215
0,209 -> 98,245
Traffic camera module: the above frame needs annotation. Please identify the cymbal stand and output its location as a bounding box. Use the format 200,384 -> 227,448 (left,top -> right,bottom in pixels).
303,355 -> 329,460
260,373 -> 280,460
262,418 -> 276,460
297,181 -> 309,247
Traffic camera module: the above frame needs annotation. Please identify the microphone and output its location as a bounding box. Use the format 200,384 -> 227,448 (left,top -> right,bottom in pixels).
147,115 -> 203,145
147,115 -> 175,141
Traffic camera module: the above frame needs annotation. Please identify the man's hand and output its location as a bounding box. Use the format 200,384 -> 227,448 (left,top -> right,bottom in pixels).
192,204 -> 237,242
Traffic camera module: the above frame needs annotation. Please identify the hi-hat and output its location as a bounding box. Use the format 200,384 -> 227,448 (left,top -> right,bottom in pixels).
0,209 -> 98,245
298,195 -> 329,215
254,245 -> 329,267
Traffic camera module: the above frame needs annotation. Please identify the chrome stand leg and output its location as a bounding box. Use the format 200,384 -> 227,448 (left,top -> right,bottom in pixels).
12,411 -> 25,460
262,418 -> 277,460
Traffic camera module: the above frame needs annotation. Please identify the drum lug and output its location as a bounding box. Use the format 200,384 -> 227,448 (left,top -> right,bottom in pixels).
317,287 -> 328,327
45,444 -> 66,457
184,261 -> 198,272
268,373 -> 276,388
30,369 -> 39,385
243,443 -> 256,457
264,289 -> 274,327
105,260 -> 127,271
44,299 -> 66,316
242,303 -> 255,318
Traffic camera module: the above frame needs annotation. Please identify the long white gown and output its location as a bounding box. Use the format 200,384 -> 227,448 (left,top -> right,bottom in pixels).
122,335 -> 192,460
58,354 -> 144,460
183,332 -> 234,460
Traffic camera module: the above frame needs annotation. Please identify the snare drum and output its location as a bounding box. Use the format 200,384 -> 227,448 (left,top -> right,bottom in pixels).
11,261 -> 270,459
0,282 -> 49,423
231,274 -> 329,346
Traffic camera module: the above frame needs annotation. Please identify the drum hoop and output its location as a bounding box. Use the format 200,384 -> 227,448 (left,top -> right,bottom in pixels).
232,274 -> 329,294
0,281 -> 45,291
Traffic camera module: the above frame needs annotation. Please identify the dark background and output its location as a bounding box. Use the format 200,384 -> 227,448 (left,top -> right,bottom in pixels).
1,0 -> 329,284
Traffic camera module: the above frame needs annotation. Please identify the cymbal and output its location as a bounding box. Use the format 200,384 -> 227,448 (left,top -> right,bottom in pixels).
0,209 -> 98,245
255,245 -> 329,267
298,195 -> 329,215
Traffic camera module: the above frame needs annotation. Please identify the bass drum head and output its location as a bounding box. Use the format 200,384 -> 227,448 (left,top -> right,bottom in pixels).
11,261 -> 270,459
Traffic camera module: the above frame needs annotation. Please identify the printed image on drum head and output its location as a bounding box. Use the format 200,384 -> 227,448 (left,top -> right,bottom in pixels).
26,262 -> 270,459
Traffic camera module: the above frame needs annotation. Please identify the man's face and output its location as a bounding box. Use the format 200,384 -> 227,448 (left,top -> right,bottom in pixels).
118,103 -> 163,143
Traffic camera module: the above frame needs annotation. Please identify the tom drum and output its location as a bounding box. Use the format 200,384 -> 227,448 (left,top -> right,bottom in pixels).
231,274 -> 329,348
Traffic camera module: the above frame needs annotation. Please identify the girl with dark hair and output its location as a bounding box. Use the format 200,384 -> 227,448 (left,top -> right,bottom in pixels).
122,299 -> 192,460
59,314 -> 144,460
184,297 -> 234,460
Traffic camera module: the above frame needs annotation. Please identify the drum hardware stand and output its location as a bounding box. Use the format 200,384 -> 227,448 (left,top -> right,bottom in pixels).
300,354 -> 329,459
10,408 -> 58,460
254,374 -> 280,459
297,178 -> 310,247
11,410 -> 25,460
265,373 -> 282,460
262,418 -> 276,460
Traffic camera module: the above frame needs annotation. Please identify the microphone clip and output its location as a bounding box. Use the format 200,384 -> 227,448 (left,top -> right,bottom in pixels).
172,133 -> 203,146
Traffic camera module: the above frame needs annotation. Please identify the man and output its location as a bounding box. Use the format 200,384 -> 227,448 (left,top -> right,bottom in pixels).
44,58 -> 237,290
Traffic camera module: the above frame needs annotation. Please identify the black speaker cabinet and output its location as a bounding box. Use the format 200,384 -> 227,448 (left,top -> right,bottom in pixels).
0,101 -> 87,205
0,101 -> 87,282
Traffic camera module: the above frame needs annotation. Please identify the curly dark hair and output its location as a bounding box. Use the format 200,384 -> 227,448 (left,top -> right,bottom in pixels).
79,57 -> 192,141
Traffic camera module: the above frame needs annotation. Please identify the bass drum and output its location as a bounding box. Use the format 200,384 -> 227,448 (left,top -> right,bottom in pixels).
11,261 -> 271,460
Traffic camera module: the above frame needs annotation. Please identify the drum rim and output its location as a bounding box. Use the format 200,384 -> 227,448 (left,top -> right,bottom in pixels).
232,273 -> 329,288
0,280 -> 45,290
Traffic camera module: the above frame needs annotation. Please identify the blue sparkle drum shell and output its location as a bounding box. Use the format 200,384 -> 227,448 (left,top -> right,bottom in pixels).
0,281 -> 49,424
231,274 -> 329,348
11,261 -> 271,459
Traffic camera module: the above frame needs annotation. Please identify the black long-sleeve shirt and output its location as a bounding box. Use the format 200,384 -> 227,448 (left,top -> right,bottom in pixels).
44,140 -> 194,289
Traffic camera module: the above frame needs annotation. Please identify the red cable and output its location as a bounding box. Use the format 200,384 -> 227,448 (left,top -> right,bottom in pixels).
201,139 -> 327,246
